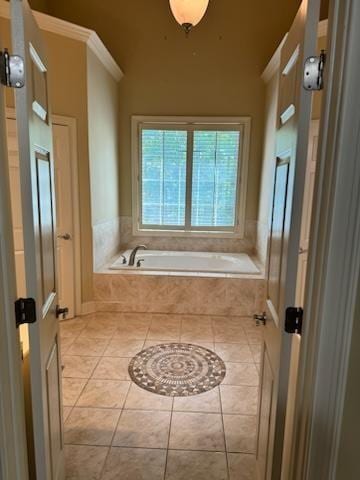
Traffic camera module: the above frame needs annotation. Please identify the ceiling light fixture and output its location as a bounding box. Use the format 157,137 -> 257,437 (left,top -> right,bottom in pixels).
169,0 -> 210,34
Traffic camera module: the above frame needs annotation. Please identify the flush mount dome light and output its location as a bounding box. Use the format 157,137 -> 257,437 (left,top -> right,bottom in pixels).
169,0 -> 210,34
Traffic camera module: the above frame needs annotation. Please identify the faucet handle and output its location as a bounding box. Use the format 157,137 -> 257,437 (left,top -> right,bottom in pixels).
136,259 -> 145,268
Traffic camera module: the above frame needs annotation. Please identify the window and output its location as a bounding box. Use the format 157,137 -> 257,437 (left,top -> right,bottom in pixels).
132,116 -> 250,237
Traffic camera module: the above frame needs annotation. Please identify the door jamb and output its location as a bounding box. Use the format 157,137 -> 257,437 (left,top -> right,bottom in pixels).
52,114 -> 82,317
0,104 -> 29,479
291,0 -> 360,477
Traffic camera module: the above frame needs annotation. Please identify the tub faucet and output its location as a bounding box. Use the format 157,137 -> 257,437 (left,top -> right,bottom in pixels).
128,245 -> 147,266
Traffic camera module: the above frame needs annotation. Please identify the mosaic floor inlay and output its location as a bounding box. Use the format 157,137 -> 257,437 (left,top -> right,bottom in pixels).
128,343 -> 226,397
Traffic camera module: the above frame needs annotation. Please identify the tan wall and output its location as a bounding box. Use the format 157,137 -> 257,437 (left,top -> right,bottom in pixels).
46,0 -> 305,225
87,48 -> 120,225
87,47 -> 121,269
0,17 -> 94,303
256,71 -> 280,267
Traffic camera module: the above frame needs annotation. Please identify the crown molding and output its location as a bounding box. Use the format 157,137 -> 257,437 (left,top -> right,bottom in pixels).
262,19 -> 328,84
261,34 -> 287,84
0,0 -> 123,82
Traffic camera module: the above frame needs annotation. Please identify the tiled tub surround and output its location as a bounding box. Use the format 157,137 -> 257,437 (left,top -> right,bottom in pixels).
93,217 -> 121,271
60,312 -> 262,480
94,273 -> 266,316
119,215 -> 258,255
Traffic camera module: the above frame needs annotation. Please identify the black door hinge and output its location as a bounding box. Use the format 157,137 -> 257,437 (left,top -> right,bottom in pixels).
285,307 -> 303,335
15,298 -> 37,328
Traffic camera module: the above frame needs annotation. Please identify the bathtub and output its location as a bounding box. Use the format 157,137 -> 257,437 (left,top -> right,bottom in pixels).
109,250 -> 260,275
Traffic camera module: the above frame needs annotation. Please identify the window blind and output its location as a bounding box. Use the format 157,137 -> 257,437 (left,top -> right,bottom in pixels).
141,129 -> 187,226
191,131 -> 240,227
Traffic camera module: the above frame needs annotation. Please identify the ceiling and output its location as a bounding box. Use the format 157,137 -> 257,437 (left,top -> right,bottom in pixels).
29,0 -> 328,73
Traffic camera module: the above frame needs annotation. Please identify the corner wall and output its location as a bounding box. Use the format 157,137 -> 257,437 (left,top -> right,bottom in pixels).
87,48 -> 121,270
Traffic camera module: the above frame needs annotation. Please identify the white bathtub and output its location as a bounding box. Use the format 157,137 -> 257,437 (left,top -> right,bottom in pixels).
109,250 -> 260,275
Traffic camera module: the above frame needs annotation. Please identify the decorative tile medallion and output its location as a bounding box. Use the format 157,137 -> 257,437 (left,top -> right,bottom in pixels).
128,343 -> 226,397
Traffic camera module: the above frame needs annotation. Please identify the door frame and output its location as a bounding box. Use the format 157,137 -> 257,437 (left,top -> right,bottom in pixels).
52,114 -> 82,317
291,0 -> 360,477
0,98 -> 29,479
6,108 -> 82,317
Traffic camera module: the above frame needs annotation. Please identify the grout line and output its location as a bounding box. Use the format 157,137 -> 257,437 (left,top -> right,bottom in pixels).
218,385 -> 231,480
164,398 -> 174,480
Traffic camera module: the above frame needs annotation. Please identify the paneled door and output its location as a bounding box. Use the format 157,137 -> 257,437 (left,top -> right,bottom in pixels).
255,1 -> 320,479
11,0 -> 65,479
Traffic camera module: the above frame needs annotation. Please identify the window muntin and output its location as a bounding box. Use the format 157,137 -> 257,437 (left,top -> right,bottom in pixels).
134,117 -> 250,237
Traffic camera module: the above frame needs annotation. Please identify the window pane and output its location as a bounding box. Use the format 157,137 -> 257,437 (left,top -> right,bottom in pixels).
191,130 -> 240,227
141,129 -> 187,226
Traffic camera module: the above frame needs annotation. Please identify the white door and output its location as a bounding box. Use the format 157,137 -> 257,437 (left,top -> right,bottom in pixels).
0,39 -> 29,480
255,1 -> 320,479
11,0 -> 65,479
53,123 -> 75,318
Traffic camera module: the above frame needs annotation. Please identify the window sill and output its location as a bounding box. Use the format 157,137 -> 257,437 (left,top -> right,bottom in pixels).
132,227 -> 245,240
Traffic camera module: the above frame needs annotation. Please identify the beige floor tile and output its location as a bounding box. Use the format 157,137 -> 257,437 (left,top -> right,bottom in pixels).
104,339 -> 144,357
181,318 -> 214,342
63,406 -> 72,423
62,378 -> 87,407
173,388 -> 221,413
223,415 -> 257,453
92,357 -> 131,380
60,318 -> 87,338
165,450 -> 228,480
151,314 -> 181,326
101,447 -> 167,480
124,384 -> 173,411
76,380 -> 130,408
62,356 -> 99,379
213,319 -> 248,343
228,453 -> 256,480
245,330 -> 263,345
80,318 -> 118,338
223,363 -> 259,386
64,444 -> 108,480
113,410 -> 171,448
60,336 -> 76,354
220,385 -> 259,415
66,337 -> 110,357
147,323 -> 181,341
114,323 -> 150,340
215,343 -> 254,363
169,412 -> 225,451
65,407 -> 120,446
249,344 -> 263,364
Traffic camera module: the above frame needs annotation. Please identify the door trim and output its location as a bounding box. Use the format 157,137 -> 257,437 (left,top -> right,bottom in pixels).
291,0 -> 360,477
0,101 -> 29,479
52,114 -> 82,317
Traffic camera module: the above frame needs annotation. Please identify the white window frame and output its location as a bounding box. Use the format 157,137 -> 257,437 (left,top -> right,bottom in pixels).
131,115 -> 251,238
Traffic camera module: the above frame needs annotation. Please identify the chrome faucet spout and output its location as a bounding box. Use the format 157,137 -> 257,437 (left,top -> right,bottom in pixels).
128,245 -> 147,266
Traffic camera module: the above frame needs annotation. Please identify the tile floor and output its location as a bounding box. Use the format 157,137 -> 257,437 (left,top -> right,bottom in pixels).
60,312 -> 262,480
